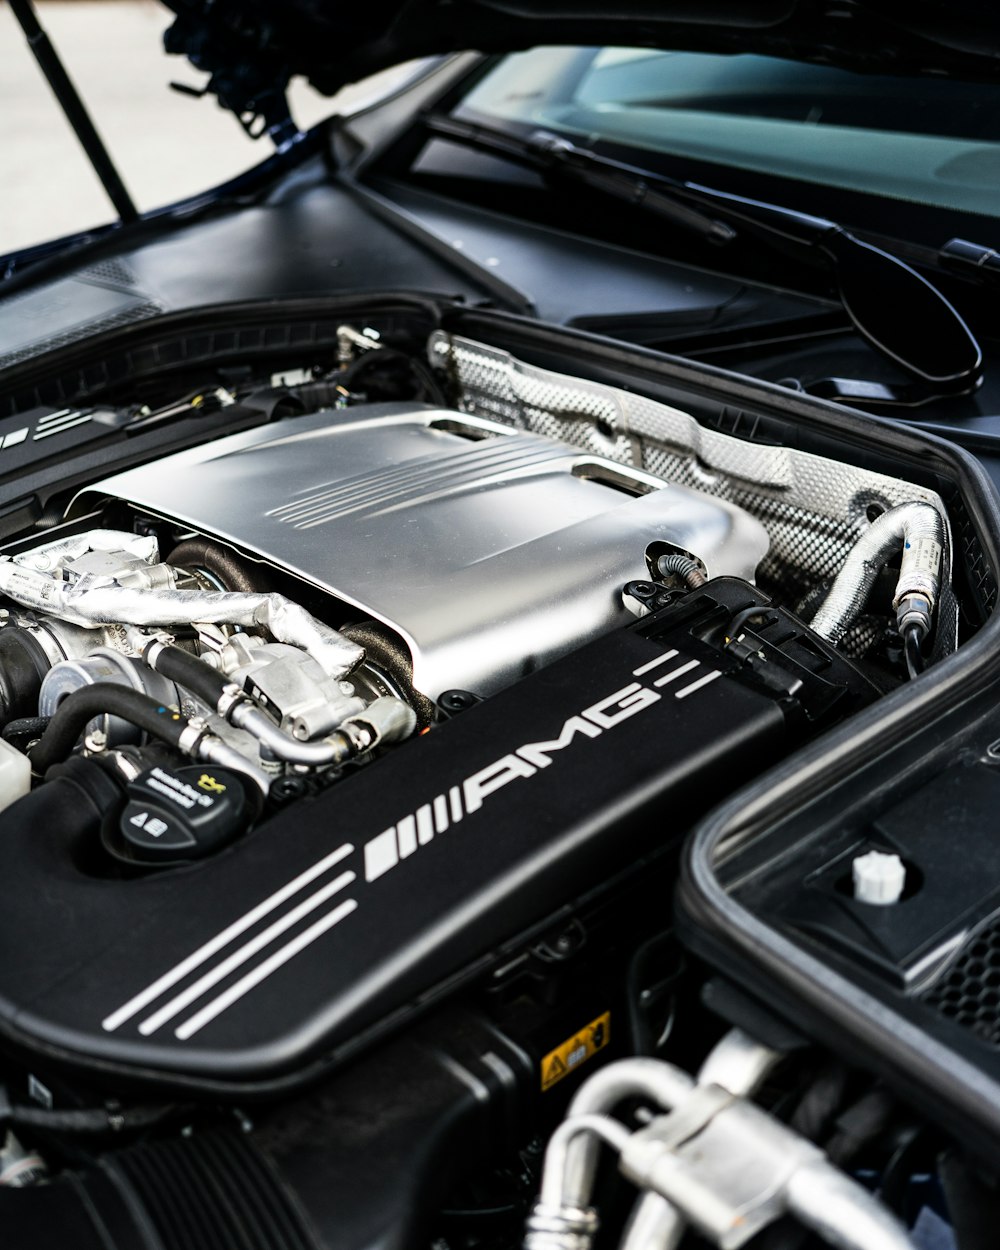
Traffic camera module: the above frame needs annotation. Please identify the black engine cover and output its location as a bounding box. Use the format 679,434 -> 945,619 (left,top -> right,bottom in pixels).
0,582 -> 838,1092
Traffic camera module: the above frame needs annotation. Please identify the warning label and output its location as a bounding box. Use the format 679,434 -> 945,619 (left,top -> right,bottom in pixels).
540,1011 -> 611,1091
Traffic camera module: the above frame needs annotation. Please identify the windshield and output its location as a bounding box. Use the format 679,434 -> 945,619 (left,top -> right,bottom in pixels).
455,47 -> 1000,221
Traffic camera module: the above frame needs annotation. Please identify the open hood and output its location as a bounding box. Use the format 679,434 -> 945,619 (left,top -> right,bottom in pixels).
160,0 -> 1000,136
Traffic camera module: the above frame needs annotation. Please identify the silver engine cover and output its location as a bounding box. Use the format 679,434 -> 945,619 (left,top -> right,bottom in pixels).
76,404 -> 768,700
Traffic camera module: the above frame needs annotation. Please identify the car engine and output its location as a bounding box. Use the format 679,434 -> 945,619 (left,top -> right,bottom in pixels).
0,323 -> 983,1250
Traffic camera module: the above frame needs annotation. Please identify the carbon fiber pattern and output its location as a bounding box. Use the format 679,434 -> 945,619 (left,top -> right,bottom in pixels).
430,332 -> 957,655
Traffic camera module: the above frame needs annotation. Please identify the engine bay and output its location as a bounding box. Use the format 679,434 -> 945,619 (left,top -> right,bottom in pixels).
0,313 -> 995,1248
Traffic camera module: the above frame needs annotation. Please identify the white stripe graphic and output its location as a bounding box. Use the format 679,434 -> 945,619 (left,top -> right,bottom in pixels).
653,659 -> 700,687
102,842 -> 354,1032
416,804 -> 435,845
138,870 -> 355,1036
36,409 -> 73,425
365,829 -> 398,881
675,670 -> 722,699
176,899 -> 358,1039
33,414 -> 92,440
632,649 -> 678,677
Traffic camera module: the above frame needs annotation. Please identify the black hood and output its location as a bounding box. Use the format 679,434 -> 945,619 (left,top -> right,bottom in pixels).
162,0 -> 1000,102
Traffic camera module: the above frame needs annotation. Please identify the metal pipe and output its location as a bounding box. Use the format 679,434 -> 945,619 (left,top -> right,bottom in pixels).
809,502 -> 944,646
620,1031 -> 781,1250
227,701 -> 359,767
694,1028 -> 781,1095
194,732 -> 270,795
619,1193 -> 685,1250
537,1115 -> 632,1211
526,1115 -> 632,1250
558,1059 -> 694,1212
785,1159 -> 916,1250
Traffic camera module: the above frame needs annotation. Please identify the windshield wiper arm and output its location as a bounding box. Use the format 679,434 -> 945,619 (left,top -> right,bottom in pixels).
424,114 -> 736,246
424,113 -> 982,395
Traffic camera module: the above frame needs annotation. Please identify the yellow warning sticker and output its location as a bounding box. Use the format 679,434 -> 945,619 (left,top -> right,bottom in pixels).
541,1011 -> 611,1091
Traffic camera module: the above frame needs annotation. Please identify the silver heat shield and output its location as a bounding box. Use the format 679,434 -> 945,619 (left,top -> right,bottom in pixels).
72,405 -> 767,701
429,333 -> 957,657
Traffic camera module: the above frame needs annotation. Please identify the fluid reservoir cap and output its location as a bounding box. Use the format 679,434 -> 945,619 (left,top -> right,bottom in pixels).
852,849 -> 907,906
116,765 -> 248,865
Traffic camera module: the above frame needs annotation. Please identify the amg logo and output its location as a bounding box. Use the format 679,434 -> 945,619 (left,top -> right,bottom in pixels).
363,652 -> 720,883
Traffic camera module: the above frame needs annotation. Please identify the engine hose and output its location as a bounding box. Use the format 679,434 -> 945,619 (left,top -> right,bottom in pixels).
810,502 -> 944,647
144,641 -> 417,767
142,640 -> 229,709
165,539 -> 271,594
3,1101 -> 178,1135
144,641 -> 354,766
656,553 -> 707,588
28,684 -> 190,774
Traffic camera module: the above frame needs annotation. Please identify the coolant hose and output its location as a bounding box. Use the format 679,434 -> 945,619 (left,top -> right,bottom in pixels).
29,683 -> 189,774
142,641 -> 229,709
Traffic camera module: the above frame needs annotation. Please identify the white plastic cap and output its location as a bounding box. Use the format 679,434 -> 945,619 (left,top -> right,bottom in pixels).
852,849 -> 907,906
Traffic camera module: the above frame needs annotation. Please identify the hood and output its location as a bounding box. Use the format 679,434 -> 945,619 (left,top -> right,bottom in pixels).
161,0 -> 1000,126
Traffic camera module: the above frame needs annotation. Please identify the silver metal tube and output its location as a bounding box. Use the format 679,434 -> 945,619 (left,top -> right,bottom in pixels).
228,696 -> 416,767
561,1059 -> 695,1211
619,1193 -> 685,1250
785,1159 -> 916,1250
0,563 -> 364,679
695,1028 -> 781,1095
809,502 -> 943,646
538,1115 -> 632,1210
228,702 -> 357,767
195,734 -> 272,796
620,1031 -> 781,1250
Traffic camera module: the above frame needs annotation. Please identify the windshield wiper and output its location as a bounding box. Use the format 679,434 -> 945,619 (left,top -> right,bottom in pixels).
423,113 -> 982,397
426,114 -> 736,246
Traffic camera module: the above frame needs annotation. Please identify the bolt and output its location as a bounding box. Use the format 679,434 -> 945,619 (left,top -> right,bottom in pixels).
271,776 -> 308,802
632,582 -> 655,597
441,690 -> 475,711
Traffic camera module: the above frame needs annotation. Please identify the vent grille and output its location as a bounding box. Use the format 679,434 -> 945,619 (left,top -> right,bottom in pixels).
923,918 -> 1000,1048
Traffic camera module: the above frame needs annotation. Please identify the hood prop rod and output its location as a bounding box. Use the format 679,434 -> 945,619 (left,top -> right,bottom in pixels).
9,0 -> 137,225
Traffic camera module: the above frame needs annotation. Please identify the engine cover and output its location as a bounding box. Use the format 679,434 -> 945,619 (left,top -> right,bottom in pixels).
0,587 -> 801,1092
74,404 -> 768,699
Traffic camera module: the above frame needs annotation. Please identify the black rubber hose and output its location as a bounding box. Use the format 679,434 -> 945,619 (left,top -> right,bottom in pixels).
28,684 -> 190,774
7,1102 -> 178,1135
2,716 -> 50,746
166,538 -> 272,594
143,643 -> 229,711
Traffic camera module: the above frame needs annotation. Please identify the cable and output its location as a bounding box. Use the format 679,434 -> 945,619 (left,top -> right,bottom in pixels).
656,553 -> 707,588
28,684 -> 190,774
903,626 -> 924,681
4,1102 -> 178,1135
